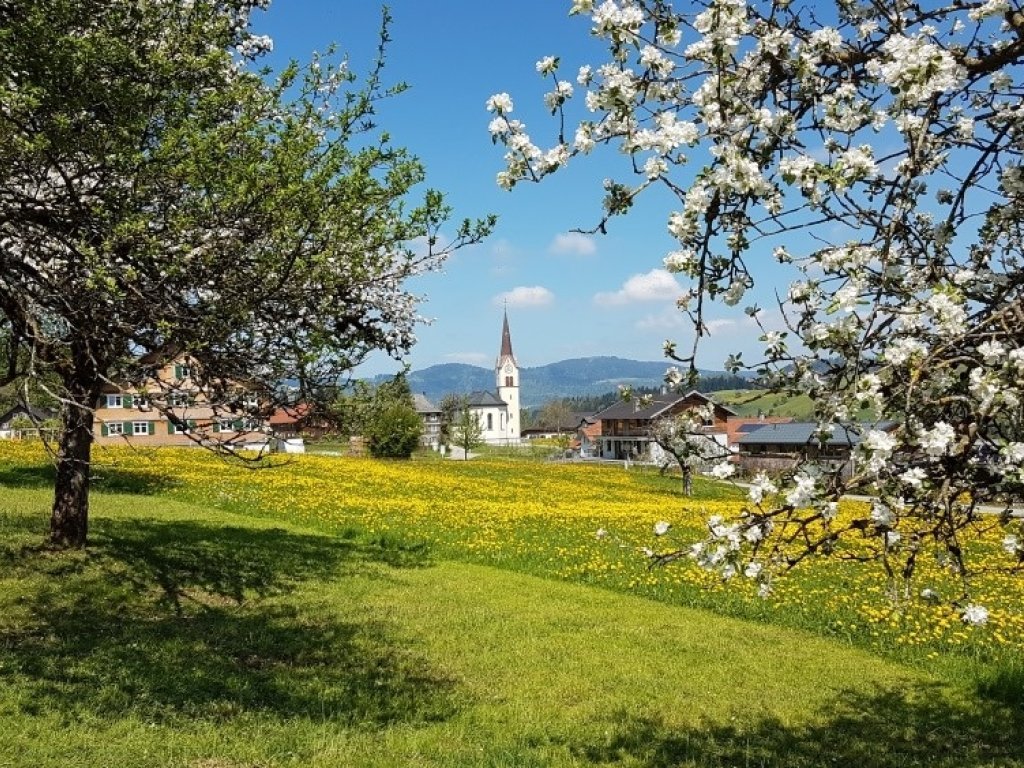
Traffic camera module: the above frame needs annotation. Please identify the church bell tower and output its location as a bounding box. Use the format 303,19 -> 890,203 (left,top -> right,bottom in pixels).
495,310 -> 521,443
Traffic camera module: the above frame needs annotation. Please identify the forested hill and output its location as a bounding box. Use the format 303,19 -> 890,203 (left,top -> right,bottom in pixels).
379,356 -> 753,408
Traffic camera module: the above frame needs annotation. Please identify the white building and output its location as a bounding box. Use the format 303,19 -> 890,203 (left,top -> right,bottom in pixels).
465,312 -> 521,445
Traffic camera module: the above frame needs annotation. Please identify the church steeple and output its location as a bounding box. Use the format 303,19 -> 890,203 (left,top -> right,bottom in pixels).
497,309 -> 517,368
495,310 -> 520,443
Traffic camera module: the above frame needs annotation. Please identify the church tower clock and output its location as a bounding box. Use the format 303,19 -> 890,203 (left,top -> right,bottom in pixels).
495,310 -> 521,443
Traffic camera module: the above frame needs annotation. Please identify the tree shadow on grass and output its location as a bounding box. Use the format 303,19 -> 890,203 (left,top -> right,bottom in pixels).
0,518 -> 454,726
574,683 -> 1024,767
0,462 -> 175,495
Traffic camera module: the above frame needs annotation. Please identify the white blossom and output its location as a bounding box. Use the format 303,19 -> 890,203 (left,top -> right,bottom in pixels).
486,93 -> 514,114
536,56 -> 558,75
919,421 -> 956,457
708,461 -> 736,479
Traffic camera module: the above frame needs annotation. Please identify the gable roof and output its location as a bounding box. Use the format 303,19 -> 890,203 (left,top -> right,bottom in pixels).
0,404 -> 57,426
738,421 -> 897,446
413,393 -> 440,414
593,390 -> 736,421
465,390 -> 507,408
268,403 -> 312,426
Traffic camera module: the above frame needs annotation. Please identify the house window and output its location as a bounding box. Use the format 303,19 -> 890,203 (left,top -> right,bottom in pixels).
135,395 -> 150,409
487,413 -> 493,431
106,394 -> 123,408
132,422 -> 150,436
218,419 -> 236,432
106,422 -> 124,436
167,392 -> 190,407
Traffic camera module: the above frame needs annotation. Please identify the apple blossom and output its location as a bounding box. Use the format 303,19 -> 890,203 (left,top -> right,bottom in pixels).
491,0 -> 1024,599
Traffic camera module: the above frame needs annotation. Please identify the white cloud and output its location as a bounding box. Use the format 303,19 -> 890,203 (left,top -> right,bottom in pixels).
494,285 -> 555,308
705,318 -> 739,334
549,232 -> 597,256
635,312 -> 759,338
444,352 -> 489,365
636,307 -> 689,331
594,269 -> 682,307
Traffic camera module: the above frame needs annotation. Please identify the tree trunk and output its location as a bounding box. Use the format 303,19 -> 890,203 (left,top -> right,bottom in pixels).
50,387 -> 97,548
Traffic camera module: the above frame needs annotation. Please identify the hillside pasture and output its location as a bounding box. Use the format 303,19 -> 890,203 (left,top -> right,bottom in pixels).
1,442 -> 1022,766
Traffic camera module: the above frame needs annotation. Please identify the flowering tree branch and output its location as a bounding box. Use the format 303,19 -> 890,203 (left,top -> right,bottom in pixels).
492,0 -> 1024,620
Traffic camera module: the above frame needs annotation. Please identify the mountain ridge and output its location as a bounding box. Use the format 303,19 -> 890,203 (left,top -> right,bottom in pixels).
377,356 -> 746,409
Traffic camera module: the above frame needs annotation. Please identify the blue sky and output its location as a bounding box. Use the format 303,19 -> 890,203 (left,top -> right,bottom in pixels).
255,2 -> 776,376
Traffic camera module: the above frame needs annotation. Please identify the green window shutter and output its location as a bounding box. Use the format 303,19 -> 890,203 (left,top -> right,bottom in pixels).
187,419 -> 197,430
167,421 -> 176,435
150,421 -> 157,435
212,422 -> 220,433
101,423 -> 108,437
233,419 -> 243,431
174,364 -> 182,379
123,394 -> 134,408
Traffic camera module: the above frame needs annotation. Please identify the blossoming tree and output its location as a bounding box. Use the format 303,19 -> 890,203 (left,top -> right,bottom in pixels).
649,406 -> 732,495
490,0 -> 1024,618
0,0 -> 492,547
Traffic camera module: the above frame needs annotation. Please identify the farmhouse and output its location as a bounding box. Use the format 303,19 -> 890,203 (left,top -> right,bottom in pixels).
724,416 -> 794,450
736,421 -> 896,477
93,356 -> 267,448
592,390 -> 735,461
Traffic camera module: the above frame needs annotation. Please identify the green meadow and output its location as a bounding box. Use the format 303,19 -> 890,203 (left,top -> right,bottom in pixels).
1,447 -> 1022,767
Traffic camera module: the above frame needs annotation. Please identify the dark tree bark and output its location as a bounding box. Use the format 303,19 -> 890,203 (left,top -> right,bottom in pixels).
50,382 -> 98,548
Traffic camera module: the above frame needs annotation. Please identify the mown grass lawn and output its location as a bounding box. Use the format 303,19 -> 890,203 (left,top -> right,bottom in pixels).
1,444 -> 1023,766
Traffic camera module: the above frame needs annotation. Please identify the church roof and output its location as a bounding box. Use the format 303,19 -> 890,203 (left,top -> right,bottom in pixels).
465,390 -> 507,408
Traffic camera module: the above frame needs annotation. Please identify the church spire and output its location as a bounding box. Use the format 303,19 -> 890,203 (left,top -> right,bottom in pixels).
499,309 -> 515,362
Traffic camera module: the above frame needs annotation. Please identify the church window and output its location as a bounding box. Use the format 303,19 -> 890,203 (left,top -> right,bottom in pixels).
505,376 -> 513,387
487,413 -> 493,430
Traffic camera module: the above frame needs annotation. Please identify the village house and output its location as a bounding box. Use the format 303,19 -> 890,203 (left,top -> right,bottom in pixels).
575,414 -> 602,457
724,415 -> 795,450
92,356 -> 268,448
0,404 -> 58,439
520,411 -> 593,441
591,390 -> 735,461
736,421 -> 896,478
413,393 -> 442,448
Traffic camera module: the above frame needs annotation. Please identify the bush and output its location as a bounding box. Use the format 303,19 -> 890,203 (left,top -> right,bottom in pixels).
365,403 -> 422,459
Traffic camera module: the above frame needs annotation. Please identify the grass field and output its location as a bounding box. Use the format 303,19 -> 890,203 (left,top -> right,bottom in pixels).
1,442 -> 1023,766
710,388 -> 881,422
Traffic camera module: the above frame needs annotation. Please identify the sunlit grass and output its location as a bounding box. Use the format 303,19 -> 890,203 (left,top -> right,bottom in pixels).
1,441 -> 1020,681
2,484 -> 1022,766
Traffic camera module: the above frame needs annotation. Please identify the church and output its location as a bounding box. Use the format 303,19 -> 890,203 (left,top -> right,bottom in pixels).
463,312 -> 521,445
